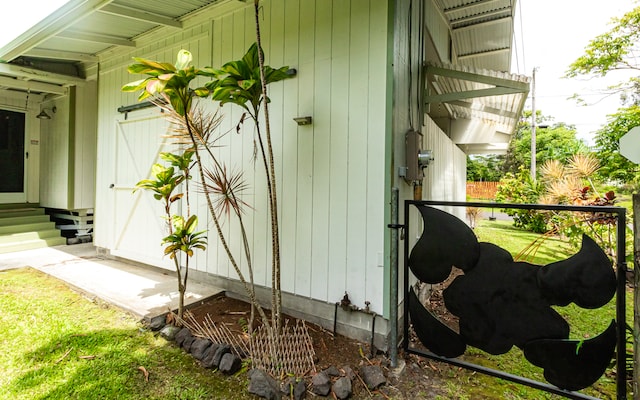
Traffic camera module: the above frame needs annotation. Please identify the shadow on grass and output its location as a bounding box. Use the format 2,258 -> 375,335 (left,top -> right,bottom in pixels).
9,327 -> 248,400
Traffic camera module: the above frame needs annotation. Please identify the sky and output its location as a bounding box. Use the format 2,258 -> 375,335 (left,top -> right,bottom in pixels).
0,1 -> 69,49
512,0 -> 639,145
0,0 -> 635,147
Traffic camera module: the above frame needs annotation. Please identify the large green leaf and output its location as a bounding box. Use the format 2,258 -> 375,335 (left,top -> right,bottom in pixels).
122,79 -> 149,92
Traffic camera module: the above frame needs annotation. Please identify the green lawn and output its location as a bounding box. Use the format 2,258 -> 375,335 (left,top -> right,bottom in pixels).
446,218 -> 634,399
0,267 -> 251,400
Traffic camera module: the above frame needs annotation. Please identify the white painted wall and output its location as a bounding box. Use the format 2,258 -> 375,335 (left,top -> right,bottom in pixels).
39,97 -> 70,209
39,82 -> 97,210
95,0 -> 390,314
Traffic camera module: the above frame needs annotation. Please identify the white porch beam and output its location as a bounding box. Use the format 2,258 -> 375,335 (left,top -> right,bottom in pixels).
24,48 -> 99,63
0,0 -> 115,62
0,76 -> 67,95
0,64 -> 86,86
98,4 -> 182,28
57,31 -> 135,47
457,48 -> 510,61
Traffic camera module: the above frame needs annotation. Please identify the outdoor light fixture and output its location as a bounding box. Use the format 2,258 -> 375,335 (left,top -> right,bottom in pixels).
36,106 -> 56,120
293,116 -> 312,125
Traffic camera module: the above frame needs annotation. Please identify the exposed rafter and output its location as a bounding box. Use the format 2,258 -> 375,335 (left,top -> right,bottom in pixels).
0,76 -> 67,95
425,65 -> 528,104
457,47 -> 509,61
443,0 -> 503,14
23,49 -> 99,63
450,9 -> 512,27
0,63 -> 86,86
57,31 -> 135,47
98,4 -> 182,28
452,16 -> 512,33
0,0 -> 115,62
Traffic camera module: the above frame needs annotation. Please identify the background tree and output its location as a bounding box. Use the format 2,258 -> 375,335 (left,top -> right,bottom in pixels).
592,105 -> 640,187
467,154 -> 504,181
502,115 -> 588,176
566,5 -> 640,106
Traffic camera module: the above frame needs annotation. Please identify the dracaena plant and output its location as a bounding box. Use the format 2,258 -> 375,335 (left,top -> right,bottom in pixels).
123,37 -> 292,332
134,151 -> 205,320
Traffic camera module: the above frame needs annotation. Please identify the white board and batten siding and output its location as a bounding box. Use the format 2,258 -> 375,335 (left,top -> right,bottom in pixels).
39,82 -> 97,210
94,0 -> 390,314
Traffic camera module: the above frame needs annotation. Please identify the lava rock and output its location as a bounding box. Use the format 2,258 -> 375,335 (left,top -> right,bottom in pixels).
212,344 -> 231,369
190,338 -> 212,360
360,365 -> 386,390
342,366 -> 356,380
311,372 -> 331,396
182,335 -> 196,352
201,343 -> 221,369
149,314 -> 166,331
219,353 -> 242,374
280,377 -> 306,400
332,376 -> 352,399
174,327 -> 192,347
323,365 -> 341,377
248,369 -> 282,400
158,325 -> 181,341
293,379 -> 306,400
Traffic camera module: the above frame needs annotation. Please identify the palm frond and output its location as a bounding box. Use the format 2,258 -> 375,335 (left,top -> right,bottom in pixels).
540,159 -> 565,181
202,165 -> 252,218
567,153 -> 599,178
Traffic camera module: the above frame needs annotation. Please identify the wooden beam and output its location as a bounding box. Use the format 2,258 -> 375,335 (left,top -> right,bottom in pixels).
447,99 -> 519,119
24,48 -> 99,63
57,31 -> 135,47
457,48 -> 509,61
0,76 -> 67,95
426,65 -> 529,91
98,4 -> 182,28
0,63 -> 86,85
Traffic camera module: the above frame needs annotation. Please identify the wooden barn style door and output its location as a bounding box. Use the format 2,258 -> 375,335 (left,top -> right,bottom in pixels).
111,109 -> 174,269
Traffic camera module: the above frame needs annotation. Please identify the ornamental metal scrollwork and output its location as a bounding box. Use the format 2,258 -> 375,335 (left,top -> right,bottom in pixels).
408,205 -> 617,391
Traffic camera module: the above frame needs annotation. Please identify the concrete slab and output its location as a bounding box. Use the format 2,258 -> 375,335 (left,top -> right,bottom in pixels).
0,243 -> 224,319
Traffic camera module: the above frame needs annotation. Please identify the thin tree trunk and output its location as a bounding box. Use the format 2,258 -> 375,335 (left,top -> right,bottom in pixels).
183,111 -> 272,330
632,194 -> 639,399
254,0 -> 282,331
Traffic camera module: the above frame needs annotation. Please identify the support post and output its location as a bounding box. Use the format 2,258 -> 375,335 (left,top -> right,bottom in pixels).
633,194 -> 640,399
389,187 -> 400,368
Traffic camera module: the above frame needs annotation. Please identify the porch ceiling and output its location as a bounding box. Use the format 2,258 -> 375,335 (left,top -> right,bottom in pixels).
0,0 -> 220,96
430,0 -> 529,155
435,0 -> 516,72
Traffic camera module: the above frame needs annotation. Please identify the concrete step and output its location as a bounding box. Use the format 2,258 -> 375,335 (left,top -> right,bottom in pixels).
0,215 -> 51,227
0,237 -> 68,254
0,221 -> 56,235
0,203 -> 40,211
0,208 -> 44,218
0,229 -> 63,245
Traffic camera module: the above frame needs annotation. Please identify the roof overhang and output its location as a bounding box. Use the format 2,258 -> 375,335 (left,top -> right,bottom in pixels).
0,0 -> 221,97
425,63 -> 530,155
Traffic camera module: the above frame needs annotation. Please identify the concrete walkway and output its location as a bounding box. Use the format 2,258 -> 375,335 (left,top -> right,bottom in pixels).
0,243 -> 223,320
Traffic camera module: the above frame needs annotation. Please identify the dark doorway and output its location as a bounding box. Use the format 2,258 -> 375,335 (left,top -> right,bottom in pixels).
0,110 -> 25,193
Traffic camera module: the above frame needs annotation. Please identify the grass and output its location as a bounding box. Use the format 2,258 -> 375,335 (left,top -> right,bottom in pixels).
0,267 -> 251,400
442,217 -> 634,399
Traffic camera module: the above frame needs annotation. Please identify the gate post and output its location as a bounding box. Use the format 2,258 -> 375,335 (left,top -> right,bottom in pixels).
633,194 -> 640,399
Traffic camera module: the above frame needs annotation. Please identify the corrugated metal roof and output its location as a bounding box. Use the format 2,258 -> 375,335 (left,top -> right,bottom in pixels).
0,0 -> 221,95
426,1 -> 529,154
434,0 -> 516,72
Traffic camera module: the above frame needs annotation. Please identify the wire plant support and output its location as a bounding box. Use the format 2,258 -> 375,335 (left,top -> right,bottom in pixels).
402,200 -> 628,400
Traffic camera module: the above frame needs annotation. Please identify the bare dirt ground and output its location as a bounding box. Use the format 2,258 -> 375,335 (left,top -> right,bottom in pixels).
185,294 -> 459,399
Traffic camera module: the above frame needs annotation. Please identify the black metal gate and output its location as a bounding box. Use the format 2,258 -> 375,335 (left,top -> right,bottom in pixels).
402,200 -> 628,400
